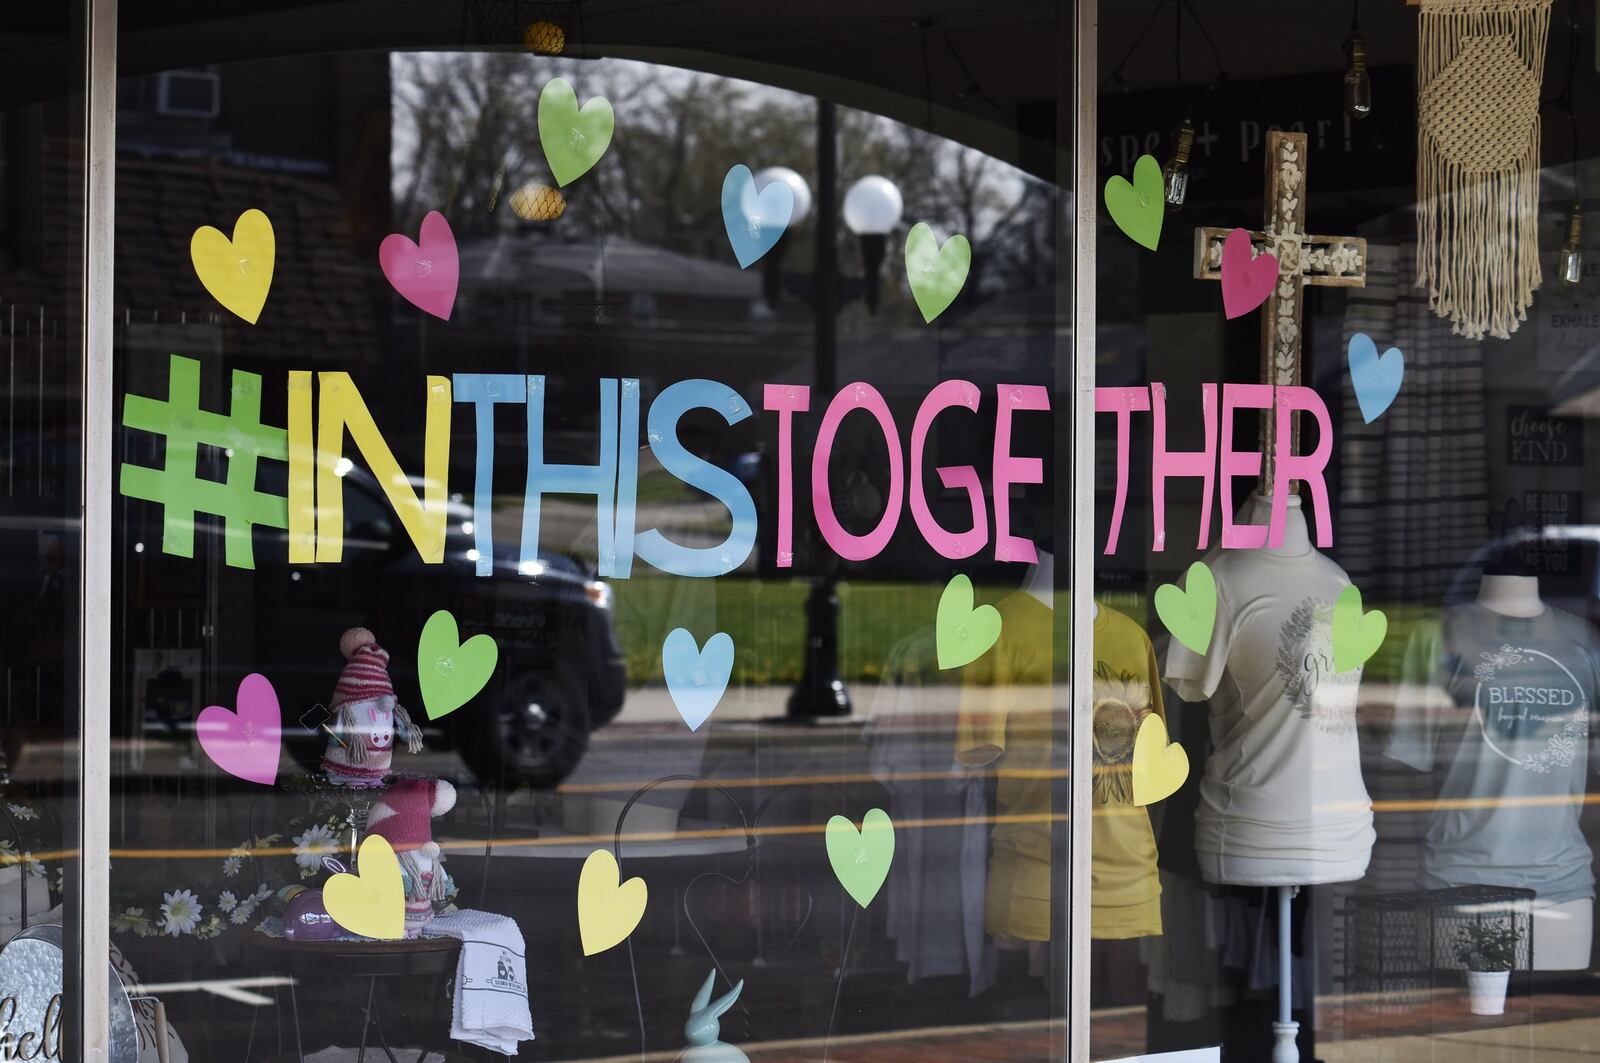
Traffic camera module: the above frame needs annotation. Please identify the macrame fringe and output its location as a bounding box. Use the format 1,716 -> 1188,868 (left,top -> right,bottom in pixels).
1416,0 -> 1551,341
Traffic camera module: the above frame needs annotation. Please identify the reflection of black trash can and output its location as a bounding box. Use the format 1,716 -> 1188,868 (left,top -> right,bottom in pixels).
144,668 -> 192,735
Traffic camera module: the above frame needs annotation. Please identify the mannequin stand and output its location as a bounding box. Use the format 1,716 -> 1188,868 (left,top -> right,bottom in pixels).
1272,885 -> 1299,1063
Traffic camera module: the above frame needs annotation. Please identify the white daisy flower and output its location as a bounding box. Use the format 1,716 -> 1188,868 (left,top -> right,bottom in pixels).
292,824 -> 338,872
223,846 -> 247,877
6,803 -> 36,822
159,890 -> 203,936
230,897 -> 258,925
217,891 -> 237,913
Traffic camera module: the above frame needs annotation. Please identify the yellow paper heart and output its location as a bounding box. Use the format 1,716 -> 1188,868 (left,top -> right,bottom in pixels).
1131,714 -> 1189,807
578,848 -> 647,956
190,209 -> 275,324
323,835 -> 405,940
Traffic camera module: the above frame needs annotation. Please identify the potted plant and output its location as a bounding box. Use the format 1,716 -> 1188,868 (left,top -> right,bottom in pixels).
1454,920 -> 1521,1015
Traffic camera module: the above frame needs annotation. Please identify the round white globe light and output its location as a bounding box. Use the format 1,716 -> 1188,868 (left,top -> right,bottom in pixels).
753,166 -> 812,226
843,175 -> 904,235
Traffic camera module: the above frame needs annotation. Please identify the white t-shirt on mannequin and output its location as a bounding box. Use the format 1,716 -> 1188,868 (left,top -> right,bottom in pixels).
1164,493 -> 1375,886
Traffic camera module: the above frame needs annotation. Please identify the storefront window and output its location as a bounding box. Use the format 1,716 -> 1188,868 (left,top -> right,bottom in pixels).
105,7 -> 1070,1060
1093,0 -> 1600,1059
25,0 -> 1600,1058
0,6 -> 94,1060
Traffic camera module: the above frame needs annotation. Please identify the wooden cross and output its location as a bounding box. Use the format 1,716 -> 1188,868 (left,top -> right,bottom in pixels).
1193,130 -> 1367,488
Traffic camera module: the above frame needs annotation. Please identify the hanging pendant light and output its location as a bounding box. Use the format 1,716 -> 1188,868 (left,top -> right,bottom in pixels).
1163,118 -> 1195,210
1343,2 -> 1373,120
1558,203 -> 1584,285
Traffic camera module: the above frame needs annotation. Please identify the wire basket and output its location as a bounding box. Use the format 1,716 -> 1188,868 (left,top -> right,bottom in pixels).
1344,885 -> 1534,1037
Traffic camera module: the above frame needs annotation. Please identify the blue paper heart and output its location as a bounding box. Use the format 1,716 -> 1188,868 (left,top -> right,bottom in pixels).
721,165 -> 794,268
1347,332 -> 1404,424
662,628 -> 734,731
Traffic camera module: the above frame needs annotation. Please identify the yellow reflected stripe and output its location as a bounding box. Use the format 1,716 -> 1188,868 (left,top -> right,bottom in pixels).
16,791 -> 1597,863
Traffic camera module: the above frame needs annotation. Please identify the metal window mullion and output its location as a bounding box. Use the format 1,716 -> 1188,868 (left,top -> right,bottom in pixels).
76,0 -> 116,1055
1068,0 -> 1098,1060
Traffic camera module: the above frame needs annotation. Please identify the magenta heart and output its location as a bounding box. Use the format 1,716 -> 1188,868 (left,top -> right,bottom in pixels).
1220,227 -> 1279,319
196,673 -> 282,786
379,210 -> 459,321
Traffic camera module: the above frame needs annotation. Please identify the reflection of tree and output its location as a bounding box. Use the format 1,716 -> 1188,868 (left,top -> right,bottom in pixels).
391,53 -> 1051,307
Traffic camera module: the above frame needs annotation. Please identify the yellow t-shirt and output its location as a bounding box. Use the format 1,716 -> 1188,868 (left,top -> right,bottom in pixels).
955,597 -> 1164,941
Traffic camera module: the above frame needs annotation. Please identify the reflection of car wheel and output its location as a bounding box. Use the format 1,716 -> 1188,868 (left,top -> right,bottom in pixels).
457,657 -> 589,789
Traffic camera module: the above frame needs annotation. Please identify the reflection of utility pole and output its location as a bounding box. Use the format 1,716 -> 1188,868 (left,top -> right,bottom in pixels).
787,99 -> 851,719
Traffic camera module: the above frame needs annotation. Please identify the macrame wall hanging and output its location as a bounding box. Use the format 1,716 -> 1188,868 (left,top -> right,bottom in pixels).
1416,0 -> 1552,340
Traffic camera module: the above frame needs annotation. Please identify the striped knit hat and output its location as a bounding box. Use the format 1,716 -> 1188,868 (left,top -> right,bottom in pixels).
332,628 -> 394,709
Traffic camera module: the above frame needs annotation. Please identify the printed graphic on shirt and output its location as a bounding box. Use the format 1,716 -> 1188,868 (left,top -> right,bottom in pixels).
1471,644 -> 1590,773
1091,663 -> 1152,805
1275,597 -> 1360,734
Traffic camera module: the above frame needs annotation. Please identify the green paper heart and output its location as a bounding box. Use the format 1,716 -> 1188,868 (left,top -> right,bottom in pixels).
1103,154 -> 1164,251
417,610 -> 499,720
1155,561 -> 1217,655
1332,584 -> 1387,673
936,574 -> 1002,669
904,222 -> 972,323
538,78 -> 615,187
825,808 -> 895,908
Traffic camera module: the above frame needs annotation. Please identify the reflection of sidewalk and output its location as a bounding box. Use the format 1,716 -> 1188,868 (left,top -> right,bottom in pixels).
529,1013 -> 1600,1062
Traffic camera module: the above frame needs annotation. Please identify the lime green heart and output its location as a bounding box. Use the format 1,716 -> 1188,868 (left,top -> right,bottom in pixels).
825,808 -> 895,908
417,610 -> 499,720
538,78 -> 614,187
904,222 -> 971,323
936,574 -> 1002,669
1332,584 -> 1387,672
1155,561 -> 1217,655
1103,154 -> 1164,250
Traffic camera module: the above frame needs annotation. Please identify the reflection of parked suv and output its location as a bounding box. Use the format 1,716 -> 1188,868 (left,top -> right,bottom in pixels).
121,464 -> 626,788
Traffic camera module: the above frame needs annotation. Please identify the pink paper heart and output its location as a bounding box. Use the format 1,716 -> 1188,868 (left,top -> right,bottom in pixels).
1220,227 -> 1279,320
379,210 -> 459,321
196,673 -> 282,786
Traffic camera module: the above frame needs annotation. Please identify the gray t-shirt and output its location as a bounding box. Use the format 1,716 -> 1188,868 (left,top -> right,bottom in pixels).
1388,602 -> 1600,903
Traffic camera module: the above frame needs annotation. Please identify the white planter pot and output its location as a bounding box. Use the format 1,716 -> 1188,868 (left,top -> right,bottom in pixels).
1466,969 -> 1510,1015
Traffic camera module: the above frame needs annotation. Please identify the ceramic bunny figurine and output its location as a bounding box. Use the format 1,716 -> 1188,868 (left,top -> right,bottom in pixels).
682,970 -> 748,1063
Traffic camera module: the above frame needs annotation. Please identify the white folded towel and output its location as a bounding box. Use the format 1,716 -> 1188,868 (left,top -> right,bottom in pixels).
424,910 -> 535,1055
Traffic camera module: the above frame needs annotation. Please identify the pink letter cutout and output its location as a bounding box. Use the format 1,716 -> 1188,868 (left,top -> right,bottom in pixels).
1219,383 -> 1273,548
1150,382 -> 1217,552
1271,386 -> 1334,548
910,380 -> 988,559
1094,386 -> 1151,554
993,384 -> 1050,563
812,382 -> 904,562
763,384 -> 811,567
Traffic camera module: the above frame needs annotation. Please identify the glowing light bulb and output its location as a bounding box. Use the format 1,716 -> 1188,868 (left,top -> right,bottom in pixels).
1343,32 -> 1373,121
1558,204 -> 1584,285
1162,119 -> 1195,211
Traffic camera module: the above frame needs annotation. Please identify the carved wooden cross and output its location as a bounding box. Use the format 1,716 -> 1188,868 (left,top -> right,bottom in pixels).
1193,130 -> 1367,488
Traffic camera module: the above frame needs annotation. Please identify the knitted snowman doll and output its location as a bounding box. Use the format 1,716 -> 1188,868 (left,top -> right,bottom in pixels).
365,777 -> 458,937
321,628 -> 422,788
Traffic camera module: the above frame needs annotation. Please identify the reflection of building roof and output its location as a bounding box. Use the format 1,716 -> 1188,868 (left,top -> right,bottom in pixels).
459,233 -> 759,301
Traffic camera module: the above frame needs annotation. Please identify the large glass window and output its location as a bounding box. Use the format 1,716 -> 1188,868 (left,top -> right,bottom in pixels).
1093,0 -> 1600,1059
0,7 -> 93,1061
106,6 -> 1072,1061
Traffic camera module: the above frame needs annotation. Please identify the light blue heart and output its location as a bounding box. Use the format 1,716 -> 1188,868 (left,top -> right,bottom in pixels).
1348,332 -> 1404,424
662,628 -> 734,731
721,165 -> 794,269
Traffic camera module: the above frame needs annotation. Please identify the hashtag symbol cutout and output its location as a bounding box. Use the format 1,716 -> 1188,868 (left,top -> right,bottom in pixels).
120,354 -> 289,569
